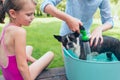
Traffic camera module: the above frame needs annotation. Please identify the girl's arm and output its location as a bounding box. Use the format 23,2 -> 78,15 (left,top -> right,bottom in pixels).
14,28 -> 32,80
26,46 -> 36,63
27,56 -> 36,63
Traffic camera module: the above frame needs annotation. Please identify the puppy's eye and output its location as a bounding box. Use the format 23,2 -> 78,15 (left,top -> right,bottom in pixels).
68,35 -> 75,41
63,38 -> 68,43
65,39 -> 68,43
69,37 -> 74,41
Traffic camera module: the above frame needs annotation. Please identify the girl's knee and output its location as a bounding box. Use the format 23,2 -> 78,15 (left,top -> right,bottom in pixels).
46,51 -> 54,58
26,45 -> 33,50
26,45 -> 34,56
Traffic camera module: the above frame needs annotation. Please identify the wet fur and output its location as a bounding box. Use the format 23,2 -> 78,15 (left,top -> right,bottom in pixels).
80,36 -> 120,61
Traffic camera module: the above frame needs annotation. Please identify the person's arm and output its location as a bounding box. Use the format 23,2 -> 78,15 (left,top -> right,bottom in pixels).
25,46 -> 36,63
14,28 -> 32,80
90,0 -> 113,46
43,4 -> 82,33
99,0 -> 113,28
90,23 -> 112,46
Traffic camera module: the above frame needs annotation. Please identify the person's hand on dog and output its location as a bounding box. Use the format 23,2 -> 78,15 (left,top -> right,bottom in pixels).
66,16 -> 83,33
90,26 -> 103,46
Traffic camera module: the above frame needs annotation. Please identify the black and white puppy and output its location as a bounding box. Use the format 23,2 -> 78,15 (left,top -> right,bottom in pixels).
54,31 -> 80,57
54,32 -> 120,61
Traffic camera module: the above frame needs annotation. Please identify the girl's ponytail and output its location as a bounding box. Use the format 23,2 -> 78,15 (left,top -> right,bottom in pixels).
0,1 -> 5,23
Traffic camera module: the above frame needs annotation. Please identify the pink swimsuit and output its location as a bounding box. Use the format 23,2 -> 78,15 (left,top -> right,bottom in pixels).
0,25 -> 23,80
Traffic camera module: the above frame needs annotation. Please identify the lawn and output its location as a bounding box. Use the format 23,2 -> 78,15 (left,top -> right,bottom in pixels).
25,18 -> 64,68
0,17 -> 120,72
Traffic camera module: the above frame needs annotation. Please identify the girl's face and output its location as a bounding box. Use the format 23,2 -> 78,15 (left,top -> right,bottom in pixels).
14,1 -> 36,26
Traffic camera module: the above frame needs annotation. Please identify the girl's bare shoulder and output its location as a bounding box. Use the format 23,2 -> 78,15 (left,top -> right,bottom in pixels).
6,25 -> 26,36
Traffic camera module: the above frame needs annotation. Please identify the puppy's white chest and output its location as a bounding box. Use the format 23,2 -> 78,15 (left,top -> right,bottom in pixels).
74,38 -> 80,57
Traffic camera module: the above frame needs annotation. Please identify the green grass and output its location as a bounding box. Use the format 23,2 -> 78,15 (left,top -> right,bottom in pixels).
0,18 -> 120,75
25,20 -> 64,68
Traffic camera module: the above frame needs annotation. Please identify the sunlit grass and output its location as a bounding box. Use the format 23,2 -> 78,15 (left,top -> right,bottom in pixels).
25,20 -> 64,68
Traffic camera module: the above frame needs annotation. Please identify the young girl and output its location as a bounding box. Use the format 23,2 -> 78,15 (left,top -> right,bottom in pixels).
0,0 -> 54,80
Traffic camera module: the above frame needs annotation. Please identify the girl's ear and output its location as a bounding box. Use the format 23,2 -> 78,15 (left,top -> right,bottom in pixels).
9,9 -> 17,19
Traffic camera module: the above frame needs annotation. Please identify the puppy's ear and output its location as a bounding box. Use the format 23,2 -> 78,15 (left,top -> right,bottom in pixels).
53,35 -> 62,42
74,31 -> 80,37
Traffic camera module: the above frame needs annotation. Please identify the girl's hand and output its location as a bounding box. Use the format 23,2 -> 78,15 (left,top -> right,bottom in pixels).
66,16 -> 83,33
90,26 -> 103,46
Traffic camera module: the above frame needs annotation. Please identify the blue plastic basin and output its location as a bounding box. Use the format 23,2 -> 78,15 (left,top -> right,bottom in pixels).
63,48 -> 120,80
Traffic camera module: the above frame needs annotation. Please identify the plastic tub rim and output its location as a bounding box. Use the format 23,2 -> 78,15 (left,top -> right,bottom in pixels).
63,48 -> 120,64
